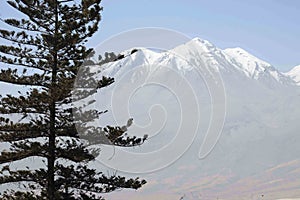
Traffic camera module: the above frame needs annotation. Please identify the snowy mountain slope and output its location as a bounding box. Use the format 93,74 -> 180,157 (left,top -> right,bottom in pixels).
224,47 -> 272,77
91,37 -> 300,200
100,37 -> 296,87
285,65 -> 300,85
223,47 -> 294,85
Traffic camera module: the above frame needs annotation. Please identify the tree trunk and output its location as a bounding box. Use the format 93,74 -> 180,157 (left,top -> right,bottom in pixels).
48,1 -> 58,199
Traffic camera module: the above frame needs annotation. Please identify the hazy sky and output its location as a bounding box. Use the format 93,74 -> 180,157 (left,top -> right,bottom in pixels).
0,0 -> 299,71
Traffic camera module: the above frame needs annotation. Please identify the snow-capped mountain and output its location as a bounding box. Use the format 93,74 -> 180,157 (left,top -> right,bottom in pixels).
285,65 -> 300,85
87,38 -> 300,200
100,37 -> 297,86
223,47 -> 293,84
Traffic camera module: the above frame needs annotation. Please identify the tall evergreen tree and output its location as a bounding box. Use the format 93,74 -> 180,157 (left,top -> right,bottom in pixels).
0,0 -> 147,199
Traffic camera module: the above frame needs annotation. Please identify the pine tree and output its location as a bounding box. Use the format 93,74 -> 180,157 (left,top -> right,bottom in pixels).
0,0 -> 147,199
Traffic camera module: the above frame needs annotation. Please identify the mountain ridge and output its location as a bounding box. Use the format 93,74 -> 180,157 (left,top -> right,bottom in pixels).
285,65 -> 300,85
103,37 -> 299,87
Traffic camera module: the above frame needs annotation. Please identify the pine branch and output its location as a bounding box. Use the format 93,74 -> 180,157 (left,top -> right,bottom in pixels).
77,121 -> 148,147
7,1 -> 54,33
0,89 -> 51,114
0,146 -> 47,164
0,123 -> 48,142
0,168 -> 47,187
0,55 -> 50,71
0,190 -> 42,200
0,18 -> 48,34
0,29 -> 44,48
0,45 -> 48,60
0,69 -> 49,87
55,164 -> 146,194
55,141 -> 94,163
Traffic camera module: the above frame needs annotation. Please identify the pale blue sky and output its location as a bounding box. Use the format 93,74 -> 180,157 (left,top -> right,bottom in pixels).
95,0 -> 300,71
0,0 -> 299,71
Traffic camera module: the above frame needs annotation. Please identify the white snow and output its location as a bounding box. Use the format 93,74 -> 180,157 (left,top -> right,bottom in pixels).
99,38 -> 297,86
285,65 -> 300,85
224,47 -> 271,77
